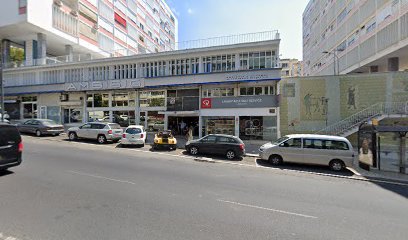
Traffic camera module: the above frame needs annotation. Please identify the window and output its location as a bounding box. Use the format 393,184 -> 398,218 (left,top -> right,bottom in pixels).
240,51 -> 275,70
239,86 -> 275,96
19,0 -> 27,14
325,140 -> 349,150
281,138 -> 302,148
82,124 -> 92,129
217,136 -> 236,143
303,139 -> 324,149
87,93 -> 109,108
202,136 -> 217,143
203,88 -> 235,97
139,90 -> 166,107
202,54 -> 236,73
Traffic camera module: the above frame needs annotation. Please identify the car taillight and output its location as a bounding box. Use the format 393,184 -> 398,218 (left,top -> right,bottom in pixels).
122,133 -> 126,138
108,130 -> 113,134
18,141 -> 23,152
140,133 -> 144,138
239,144 -> 245,150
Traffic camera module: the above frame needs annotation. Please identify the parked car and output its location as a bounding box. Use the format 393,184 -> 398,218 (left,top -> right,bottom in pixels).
153,130 -> 177,150
259,134 -> 354,171
185,134 -> 245,160
17,119 -> 64,137
67,122 -> 123,144
121,125 -> 146,147
0,123 -> 23,170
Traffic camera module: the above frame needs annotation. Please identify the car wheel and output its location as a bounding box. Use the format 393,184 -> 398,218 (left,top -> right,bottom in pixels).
226,150 -> 236,160
189,146 -> 198,155
97,135 -> 107,144
35,130 -> 41,137
68,132 -> 77,141
268,155 -> 282,166
329,159 -> 344,171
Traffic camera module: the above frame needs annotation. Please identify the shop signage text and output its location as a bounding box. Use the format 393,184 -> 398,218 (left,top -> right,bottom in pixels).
65,79 -> 143,91
225,73 -> 270,81
201,95 -> 279,109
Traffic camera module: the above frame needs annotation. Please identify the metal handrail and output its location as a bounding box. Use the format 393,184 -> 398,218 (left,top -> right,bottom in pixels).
316,102 -> 408,136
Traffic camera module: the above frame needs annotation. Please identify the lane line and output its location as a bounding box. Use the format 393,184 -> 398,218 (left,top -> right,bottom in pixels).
67,170 -> 137,185
217,199 -> 318,219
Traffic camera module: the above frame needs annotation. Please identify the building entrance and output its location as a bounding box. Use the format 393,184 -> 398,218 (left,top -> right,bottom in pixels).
168,116 -> 199,136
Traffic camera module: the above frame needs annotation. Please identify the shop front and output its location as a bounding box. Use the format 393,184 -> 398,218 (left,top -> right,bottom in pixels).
200,95 -> 280,142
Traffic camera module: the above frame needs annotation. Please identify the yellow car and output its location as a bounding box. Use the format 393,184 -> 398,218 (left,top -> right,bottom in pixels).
153,130 -> 177,150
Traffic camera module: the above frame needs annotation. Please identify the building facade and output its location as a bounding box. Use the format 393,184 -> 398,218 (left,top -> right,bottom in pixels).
3,39 -> 281,141
303,0 -> 408,76
0,0 -> 177,67
280,58 -> 303,77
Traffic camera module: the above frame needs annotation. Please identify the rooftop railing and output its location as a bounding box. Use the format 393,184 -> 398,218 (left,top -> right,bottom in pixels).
4,30 -> 280,69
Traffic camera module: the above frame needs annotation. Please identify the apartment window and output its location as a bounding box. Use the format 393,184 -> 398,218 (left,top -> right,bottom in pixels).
19,0 -> 27,14
140,23 -> 144,31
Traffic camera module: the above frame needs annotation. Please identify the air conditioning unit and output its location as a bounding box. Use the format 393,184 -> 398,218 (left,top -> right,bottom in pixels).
60,94 -> 69,102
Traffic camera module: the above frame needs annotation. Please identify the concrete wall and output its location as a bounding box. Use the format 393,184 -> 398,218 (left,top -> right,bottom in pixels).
27,0 -> 53,31
0,0 -> 26,27
280,72 -> 408,136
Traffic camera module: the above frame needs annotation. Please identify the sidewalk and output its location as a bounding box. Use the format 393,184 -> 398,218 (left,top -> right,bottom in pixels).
350,167 -> 408,184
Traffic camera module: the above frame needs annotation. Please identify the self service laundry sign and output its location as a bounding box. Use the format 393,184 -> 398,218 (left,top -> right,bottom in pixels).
201,95 -> 279,109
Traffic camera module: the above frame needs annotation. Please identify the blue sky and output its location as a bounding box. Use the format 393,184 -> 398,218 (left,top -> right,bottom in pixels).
166,0 -> 309,60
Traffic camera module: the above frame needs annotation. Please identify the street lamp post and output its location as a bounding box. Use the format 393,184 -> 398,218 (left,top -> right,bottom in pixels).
322,49 -> 343,75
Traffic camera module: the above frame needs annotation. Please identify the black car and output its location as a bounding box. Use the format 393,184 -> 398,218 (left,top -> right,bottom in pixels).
185,134 -> 245,160
0,123 -> 23,170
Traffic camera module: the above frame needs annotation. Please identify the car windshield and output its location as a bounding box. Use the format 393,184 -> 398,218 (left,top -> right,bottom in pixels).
126,128 -> 142,134
272,136 -> 289,145
108,123 -> 122,129
41,120 -> 58,126
158,131 -> 172,138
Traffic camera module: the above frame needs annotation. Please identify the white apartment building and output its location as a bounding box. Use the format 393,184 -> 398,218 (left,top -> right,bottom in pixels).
303,0 -> 408,76
0,0 -> 178,67
280,58 -> 303,77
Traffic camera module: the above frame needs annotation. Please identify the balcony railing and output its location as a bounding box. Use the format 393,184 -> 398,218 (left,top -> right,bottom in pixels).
52,5 -> 78,37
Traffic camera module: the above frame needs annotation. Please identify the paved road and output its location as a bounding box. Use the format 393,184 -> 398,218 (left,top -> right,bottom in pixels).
0,136 -> 407,240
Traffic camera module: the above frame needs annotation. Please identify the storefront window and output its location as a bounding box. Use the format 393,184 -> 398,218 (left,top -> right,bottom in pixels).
239,116 -> 277,141
167,89 -> 199,111
113,111 -> 135,127
239,86 -> 276,96
202,88 -> 235,98
202,117 -> 235,136
139,90 -> 166,107
112,92 -> 130,107
88,111 -> 110,122
147,111 -> 165,132
22,96 -> 37,119
87,93 -> 109,108
23,103 -> 37,119
63,108 -> 82,124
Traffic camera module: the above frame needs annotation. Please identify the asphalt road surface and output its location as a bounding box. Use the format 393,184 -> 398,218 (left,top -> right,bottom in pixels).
0,136 -> 407,240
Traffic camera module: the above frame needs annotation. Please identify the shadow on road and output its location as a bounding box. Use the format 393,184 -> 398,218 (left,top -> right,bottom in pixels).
256,159 -> 355,177
62,139 -> 118,146
180,150 -> 243,162
0,170 -> 14,177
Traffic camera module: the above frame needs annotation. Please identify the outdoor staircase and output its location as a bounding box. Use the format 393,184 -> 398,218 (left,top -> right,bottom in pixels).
315,102 -> 408,137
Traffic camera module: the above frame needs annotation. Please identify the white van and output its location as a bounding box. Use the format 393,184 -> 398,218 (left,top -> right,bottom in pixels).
259,134 -> 354,171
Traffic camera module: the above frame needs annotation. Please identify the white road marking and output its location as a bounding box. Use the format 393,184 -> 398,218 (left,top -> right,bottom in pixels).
68,170 -> 137,185
217,199 -> 318,219
0,233 -> 19,240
